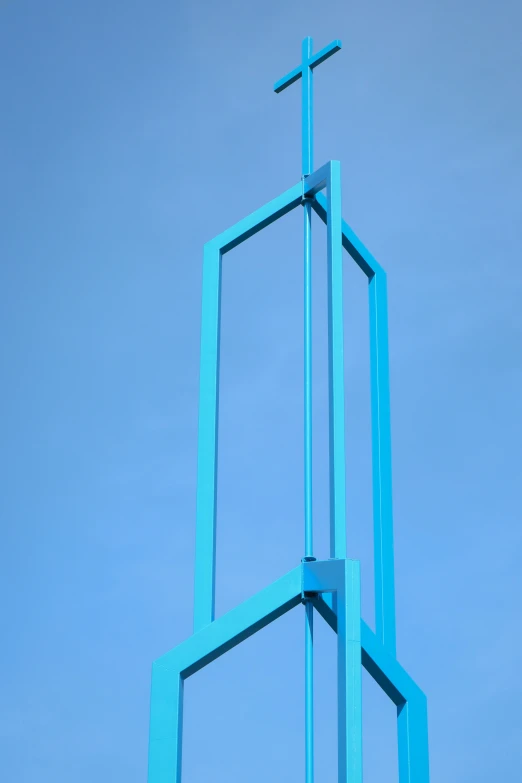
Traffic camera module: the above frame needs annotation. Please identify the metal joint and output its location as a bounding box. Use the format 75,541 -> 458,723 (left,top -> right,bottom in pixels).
301,174 -> 313,204
301,556 -> 317,600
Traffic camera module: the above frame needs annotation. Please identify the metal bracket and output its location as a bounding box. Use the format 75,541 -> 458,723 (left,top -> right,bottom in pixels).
301,555 -> 317,600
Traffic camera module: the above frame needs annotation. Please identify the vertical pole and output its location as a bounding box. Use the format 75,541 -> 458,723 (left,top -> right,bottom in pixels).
301,37 -> 313,177
304,199 -> 313,557
302,568 -> 315,783
302,36 -> 314,783
302,35 -> 313,558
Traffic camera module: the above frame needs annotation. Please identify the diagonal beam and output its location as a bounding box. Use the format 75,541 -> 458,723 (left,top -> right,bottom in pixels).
312,192 -> 384,278
215,182 -> 302,255
149,567 -> 302,783
311,593 -> 424,706
163,566 -> 302,677
310,589 -> 429,783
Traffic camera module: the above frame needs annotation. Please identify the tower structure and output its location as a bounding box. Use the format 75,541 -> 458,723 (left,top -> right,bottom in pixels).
147,37 -> 430,783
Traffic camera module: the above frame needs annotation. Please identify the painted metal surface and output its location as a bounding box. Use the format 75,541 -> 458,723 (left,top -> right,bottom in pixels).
147,36 -> 429,783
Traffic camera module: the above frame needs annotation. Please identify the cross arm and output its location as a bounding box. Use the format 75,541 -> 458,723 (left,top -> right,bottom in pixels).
273,39 -> 342,93
310,39 -> 342,69
274,64 -> 302,93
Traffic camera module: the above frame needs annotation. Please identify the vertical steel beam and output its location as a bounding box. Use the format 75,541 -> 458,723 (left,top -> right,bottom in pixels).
304,600 -> 314,783
368,268 -> 396,655
148,664 -> 183,783
337,559 -> 362,783
327,161 -> 347,559
193,240 -> 221,632
397,688 -> 430,783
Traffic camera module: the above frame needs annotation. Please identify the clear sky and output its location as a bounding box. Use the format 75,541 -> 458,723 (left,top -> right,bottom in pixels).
1,1 -> 521,781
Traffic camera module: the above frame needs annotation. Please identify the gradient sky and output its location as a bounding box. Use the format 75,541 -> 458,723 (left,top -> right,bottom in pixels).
2,1 -> 522,781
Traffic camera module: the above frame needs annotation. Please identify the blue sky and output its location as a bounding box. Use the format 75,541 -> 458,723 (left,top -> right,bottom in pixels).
1,0 -> 522,781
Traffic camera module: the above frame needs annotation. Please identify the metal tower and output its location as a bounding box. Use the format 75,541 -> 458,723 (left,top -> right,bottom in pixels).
147,37 -> 430,783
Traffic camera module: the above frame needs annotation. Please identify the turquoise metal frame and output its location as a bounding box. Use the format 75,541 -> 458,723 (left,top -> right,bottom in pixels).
149,560 -> 363,783
147,36 -> 429,783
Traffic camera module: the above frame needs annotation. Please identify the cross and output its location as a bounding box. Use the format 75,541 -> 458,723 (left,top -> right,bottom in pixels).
274,37 -> 342,176
275,39 -> 344,783
274,35 -> 343,563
